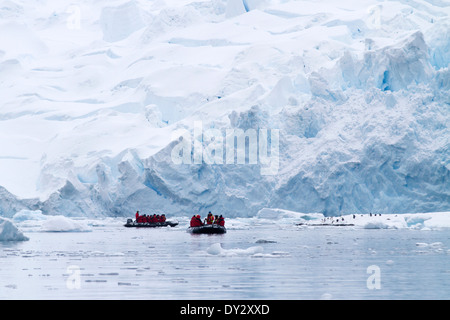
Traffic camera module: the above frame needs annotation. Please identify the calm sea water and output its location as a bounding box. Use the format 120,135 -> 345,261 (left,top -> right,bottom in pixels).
1,219 -> 449,300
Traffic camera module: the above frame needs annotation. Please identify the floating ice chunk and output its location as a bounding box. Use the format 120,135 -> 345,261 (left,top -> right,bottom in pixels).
207,243 -> 223,255
422,212 -> 450,229
255,239 -> 277,244
41,216 -> 91,232
207,243 -> 263,256
416,242 -> 428,247
118,282 -> 138,286
0,217 -> 29,241
253,251 -> 290,258
430,242 -> 444,249
320,293 -> 333,300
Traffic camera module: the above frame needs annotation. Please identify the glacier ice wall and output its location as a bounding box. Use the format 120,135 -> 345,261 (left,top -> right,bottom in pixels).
0,0 -> 448,218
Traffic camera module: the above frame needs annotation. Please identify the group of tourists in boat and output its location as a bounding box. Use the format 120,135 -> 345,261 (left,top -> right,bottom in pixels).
125,210 -> 226,233
134,211 -> 166,223
190,211 -> 225,227
188,211 -> 226,234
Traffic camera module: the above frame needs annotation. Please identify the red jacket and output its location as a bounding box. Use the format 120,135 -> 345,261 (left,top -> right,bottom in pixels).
190,216 -> 203,227
206,214 -> 214,225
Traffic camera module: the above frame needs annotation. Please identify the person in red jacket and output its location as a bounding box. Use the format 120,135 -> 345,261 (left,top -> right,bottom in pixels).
205,212 -> 214,225
195,215 -> 203,227
161,214 -> 166,223
135,211 -> 140,222
190,215 -> 203,227
217,215 -> 225,227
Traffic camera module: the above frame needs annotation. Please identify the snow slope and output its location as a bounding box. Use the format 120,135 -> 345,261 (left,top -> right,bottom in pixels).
0,0 -> 448,218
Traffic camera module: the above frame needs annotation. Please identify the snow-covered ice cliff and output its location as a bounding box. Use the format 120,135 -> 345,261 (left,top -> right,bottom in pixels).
0,0 -> 448,218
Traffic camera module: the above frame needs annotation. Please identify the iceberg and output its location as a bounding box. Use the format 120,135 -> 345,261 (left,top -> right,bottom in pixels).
0,217 -> 29,241
206,242 -> 264,256
40,216 -> 92,233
